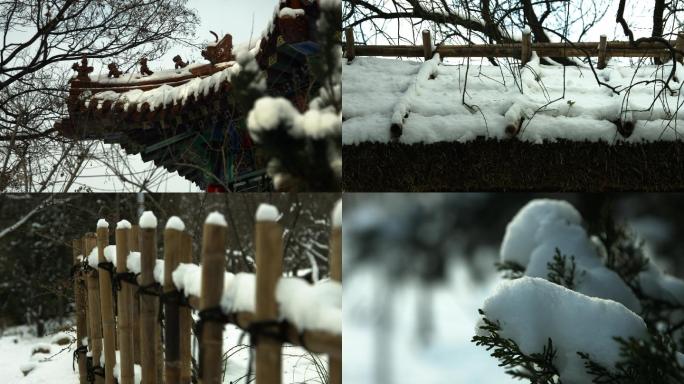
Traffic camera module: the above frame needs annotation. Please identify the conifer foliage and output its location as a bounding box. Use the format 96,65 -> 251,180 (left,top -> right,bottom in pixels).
474,201 -> 684,384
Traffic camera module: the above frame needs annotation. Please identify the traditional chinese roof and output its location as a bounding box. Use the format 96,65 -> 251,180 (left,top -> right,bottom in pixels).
56,0 -> 322,190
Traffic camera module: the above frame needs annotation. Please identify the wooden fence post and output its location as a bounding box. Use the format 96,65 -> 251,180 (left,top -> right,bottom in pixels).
73,238 -> 88,384
598,35 -> 608,69
328,202 -> 342,384
129,224 -> 142,366
116,221 -> 135,384
521,31 -> 531,65
422,29 -> 432,61
199,212 -> 227,384
85,233 -> 105,384
345,28 -> 355,62
164,217 -> 185,384
179,233 -> 193,384
255,205 -> 283,384
139,212 -> 158,384
97,220 -> 116,384
676,31 -> 684,63
81,235 -> 93,346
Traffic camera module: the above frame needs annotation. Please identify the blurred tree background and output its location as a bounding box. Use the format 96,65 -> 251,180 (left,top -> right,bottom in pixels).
0,193 -> 340,335
345,193 -> 684,279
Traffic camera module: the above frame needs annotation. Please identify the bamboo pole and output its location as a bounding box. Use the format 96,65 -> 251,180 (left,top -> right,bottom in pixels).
255,210 -> 283,384
598,35 -> 608,69
116,222 -> 135,384
139,215 -> 158,384
129,224 -> 142,365
199,213 -> 227,384
164,218 -> 184,384
345,28 -> 355,62
97,221 -> 116,384
85,233 -> 104,384
422,29 -> 432,61
82,236 -> 92,350
73,238 -> 88,384
328,217 -> 342,384
351,39 -> 682,59
179,233 -> 193,384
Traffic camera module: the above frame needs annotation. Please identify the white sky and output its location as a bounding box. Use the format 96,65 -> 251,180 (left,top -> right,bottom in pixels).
64,0 -> 281,192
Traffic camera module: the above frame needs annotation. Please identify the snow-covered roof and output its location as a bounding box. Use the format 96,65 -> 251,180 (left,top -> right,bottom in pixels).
85,62 -> 241,112
342,54 -> 684,145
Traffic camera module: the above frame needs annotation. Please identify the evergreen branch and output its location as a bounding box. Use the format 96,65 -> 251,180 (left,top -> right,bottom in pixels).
578,332 -> 684,384
472,309 -> 562,384
546,248 -> 583,290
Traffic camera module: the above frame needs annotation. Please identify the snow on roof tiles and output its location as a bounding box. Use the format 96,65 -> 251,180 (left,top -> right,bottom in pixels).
86,62 -> 242,112
342,54 -> 684,145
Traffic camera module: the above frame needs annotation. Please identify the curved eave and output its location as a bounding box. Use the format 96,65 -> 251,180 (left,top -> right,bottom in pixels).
58,80 -> 235,139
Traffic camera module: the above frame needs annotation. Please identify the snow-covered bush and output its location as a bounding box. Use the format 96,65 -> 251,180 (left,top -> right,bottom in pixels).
474,199 -> 684,383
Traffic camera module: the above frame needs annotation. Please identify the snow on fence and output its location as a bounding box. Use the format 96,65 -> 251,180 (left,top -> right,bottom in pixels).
70,202 -> 342,384
344,28 -> 684,68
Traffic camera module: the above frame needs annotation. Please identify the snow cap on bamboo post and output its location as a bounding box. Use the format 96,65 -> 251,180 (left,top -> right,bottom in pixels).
117,220 -> 131,229
166,216 -> 185,231
256,203 -> 279,222
139,211 -> 157,228
332,199 -> 342,228
205,211 -> 227,227
97,219 -> 109,229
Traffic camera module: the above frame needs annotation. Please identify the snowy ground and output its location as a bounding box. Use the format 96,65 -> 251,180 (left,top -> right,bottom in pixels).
343,55 -> 684,145
344,256 -> 516,384
0,322 -> 326,384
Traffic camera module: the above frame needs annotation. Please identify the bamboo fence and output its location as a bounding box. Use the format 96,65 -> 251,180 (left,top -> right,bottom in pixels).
70,207 -> 342,384
344,28 -> 684,68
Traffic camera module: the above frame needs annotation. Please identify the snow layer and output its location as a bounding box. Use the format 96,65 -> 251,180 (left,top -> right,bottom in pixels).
165,216 -> 185,231
500,199 -> 641,313
279,7 -> 305,18
88,62 -> 241,112
126,252 -> 141,274
205,211 -> 227,227
171,263 -> 202,297
332,199 -> 342,228
343,57 -> 684,144
223,273 -> 256,313
103,245 -> 117,265
637,259 -> 684,305
154,260 -> 165,284
276,278 -> 342,334
117,220 -> 131,229
90,62 -> 205,84
111,350 -> 142,384
478,277 -> 647,384
87,247 -> 99,268
97,219 -> 109,229
501,199 -> 582,266
255,204 -> 279,222
1,322 -> 322,384
247,97 -> 342,140
139,211 -> 157,229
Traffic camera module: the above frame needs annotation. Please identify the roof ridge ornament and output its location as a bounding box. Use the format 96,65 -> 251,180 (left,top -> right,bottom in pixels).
140,57 -> 154,76
202,33 -> 234,64
173,55 -> 188,69
107,63 -> 122,78
72,56 -> 93,81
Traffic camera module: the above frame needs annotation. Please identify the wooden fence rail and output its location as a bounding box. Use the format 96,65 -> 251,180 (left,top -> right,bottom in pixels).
71,203 -> 342,384
344,28 -> 684,67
